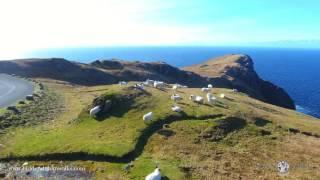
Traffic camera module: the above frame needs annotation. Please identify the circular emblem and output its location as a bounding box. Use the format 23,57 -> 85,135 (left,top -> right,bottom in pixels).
277,161 -> 289,174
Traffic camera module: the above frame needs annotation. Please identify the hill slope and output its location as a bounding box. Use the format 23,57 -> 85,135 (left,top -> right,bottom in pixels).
0,58 -> 117,85
0,54 -> 294,109
0,81 -> 319,179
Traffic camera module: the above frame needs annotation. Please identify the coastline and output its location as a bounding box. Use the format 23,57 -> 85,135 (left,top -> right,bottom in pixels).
21,46 -> 320,118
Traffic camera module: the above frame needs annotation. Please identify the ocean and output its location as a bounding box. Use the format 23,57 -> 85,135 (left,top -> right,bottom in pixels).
27,46 -> 320,118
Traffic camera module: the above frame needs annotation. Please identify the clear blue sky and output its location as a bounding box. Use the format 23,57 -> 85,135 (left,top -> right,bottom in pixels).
147,0 -> 320,44
0,0 -> 319,58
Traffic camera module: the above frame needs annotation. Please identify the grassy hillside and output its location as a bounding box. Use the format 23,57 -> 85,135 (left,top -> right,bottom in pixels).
0,80 -> 319,179
0,55 -> 296,110
0,81 -> 63,133
0,83 -> 228,158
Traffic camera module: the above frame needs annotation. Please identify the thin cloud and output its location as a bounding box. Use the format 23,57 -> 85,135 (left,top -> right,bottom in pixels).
0,0 -> 319,59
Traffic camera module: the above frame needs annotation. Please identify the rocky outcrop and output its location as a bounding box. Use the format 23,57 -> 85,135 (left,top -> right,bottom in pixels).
183,54 -> 295,109
0,55 -> 295,109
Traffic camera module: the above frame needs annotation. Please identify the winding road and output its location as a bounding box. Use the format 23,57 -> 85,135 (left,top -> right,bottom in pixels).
0,74 -> 33,108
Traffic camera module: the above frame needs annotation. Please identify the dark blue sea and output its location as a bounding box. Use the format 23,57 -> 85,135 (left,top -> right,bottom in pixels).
27,47 -> 320,118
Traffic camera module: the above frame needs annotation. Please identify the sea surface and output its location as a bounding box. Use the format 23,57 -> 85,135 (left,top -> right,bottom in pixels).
27,47 -> 320,118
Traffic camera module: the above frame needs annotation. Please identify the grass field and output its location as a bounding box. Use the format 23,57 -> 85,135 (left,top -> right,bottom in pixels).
0,83 -> 228,158
1,80 -> 320,179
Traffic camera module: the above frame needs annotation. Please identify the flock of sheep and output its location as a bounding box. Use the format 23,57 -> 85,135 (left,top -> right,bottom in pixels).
139,79 -> 225,124
140,80 -> 228,179
90,79 -> 228,179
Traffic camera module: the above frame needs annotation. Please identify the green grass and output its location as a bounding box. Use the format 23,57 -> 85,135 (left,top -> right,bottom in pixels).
128,154 -> 185,180
0,108 -> 6,115
0,84 -> 227,158
1,81 -> 320,179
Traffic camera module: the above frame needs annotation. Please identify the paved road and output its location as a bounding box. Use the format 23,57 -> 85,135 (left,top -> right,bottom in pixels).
0,74 -> 33,108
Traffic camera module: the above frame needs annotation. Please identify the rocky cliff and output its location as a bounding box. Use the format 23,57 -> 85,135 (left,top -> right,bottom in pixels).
0,54 -> 295,109
183,54 -> 295,109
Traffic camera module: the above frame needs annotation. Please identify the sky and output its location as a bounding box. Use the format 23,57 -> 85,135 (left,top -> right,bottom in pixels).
0,0 -> 320,58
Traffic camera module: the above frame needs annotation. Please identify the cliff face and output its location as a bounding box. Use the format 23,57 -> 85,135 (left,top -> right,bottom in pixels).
0,54 -> 295,109
183,54 -> 295,109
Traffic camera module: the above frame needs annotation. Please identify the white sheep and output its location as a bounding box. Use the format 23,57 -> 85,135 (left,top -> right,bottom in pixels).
143,112 -> 153,122
154,81 -> 164,89
173,84 -> 188,90
145,168 -> 161,180
220,93 -> 225,98
190,94 -> 204,104
171,94 -> 182,102
201,87 -> 211,93
172,85 -> 178,90
208,84 -> 213,88
171,105 -> 182,112
90,106 -> 101,117
119,81 -> 127,85
144,79 -> 155,86
134,83 -> 144,90
195,96 -> 204,103
206,93 -> 216,104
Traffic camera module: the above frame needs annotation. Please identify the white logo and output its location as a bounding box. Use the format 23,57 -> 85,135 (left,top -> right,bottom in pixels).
278,161 -> 289,175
